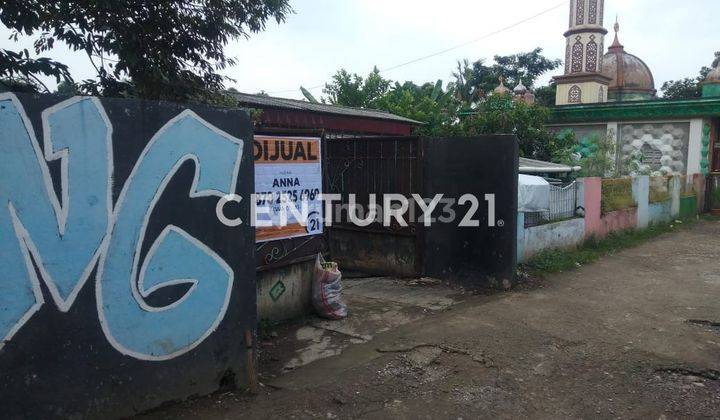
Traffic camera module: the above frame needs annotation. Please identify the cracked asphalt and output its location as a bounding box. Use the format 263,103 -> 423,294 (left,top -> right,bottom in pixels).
141,220 -> 720,419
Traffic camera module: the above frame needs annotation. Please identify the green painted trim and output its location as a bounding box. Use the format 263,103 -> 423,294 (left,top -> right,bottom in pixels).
550,97 -> 720,124
702,123 -> 711,175
679,195 -> 697,219
703,83 -> 720,98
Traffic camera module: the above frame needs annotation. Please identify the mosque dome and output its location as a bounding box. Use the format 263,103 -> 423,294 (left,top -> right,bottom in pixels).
513,81 -> 528,95
702,61 -> 720,97
600,22 -> 656,101
706,64 -> 720,84
493,77 -> 511,96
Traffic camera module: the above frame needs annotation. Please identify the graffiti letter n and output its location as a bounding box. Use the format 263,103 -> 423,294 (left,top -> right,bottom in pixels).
0,95 -> 112,347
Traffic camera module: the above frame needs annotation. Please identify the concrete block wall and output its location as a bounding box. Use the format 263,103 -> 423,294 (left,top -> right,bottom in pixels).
0,93 -> 256,418
519,175 -> 703,263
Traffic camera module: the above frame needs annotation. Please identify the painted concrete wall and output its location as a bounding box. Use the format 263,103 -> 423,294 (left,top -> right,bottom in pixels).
520,218 -> 585,262
680,196 -> 698,219
519,174 -> 704,262
688,119 -> 705,176
0,93 -> 256,418
257,260 -> 314,322
648,201 -> 673,225
596,208 -> 638,237
633,176 -> 650,229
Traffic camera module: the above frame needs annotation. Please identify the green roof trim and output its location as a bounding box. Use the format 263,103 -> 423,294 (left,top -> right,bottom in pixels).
550,97 -> 720,124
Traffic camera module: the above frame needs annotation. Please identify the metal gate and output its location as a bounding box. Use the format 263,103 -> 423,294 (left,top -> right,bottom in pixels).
324,136 -> 423,277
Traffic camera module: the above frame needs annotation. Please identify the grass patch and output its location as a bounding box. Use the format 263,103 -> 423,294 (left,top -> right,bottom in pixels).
523,219 -> 703,274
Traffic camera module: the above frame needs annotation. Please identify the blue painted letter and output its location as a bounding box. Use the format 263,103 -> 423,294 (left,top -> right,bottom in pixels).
97,111 -> 244,360
0,95 -> 111,346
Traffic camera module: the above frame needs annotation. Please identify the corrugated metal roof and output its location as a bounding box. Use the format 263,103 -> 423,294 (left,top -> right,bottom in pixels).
229,92 -> 423,125
519,157 -> 579,173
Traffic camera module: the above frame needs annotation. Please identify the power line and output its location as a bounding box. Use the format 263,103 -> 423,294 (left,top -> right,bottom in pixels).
266,1 -> 566,95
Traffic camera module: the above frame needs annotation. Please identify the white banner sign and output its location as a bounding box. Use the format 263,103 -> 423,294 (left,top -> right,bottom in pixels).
254,136 -> 323,242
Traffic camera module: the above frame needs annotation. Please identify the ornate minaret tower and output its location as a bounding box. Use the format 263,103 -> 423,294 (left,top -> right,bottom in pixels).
554,0 -> 612,105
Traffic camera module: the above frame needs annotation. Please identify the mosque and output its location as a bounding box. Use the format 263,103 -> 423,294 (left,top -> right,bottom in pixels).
544,0 -> 720,179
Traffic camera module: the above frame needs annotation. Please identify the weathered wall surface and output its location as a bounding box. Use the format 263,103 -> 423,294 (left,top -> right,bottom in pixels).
597,208 -> 638,237
422,136 -> 518,288
257,259 -> 315,322
0,93 -> 255,418
520,175 -> 704,262
648,201 -> 673,225
330,230 -> 417,278
520,218 -> 586,262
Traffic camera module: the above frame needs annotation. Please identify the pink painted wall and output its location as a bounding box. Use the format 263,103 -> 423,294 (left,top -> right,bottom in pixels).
583,177 -> 603,238
583,177 -> 638,239
596,208 -> 637,238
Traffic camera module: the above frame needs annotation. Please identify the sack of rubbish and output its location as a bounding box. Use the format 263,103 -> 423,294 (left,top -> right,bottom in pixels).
312,254 -> 348,320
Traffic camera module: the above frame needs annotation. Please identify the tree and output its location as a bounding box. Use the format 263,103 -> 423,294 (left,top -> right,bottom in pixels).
460,94 -> 559,160
0,49 -> 71,93
492,48 -> 562,89
661,51 -> 720,100
451,59 -> 481,104
323,67 -> 391,107
575,131 -> 617,178
374,81 -> 461,136
660,78 -> 702,100
0,0 -> 292,101
55,80 -> 79,95
534,83 -> 557,107
451,48 -> 561,106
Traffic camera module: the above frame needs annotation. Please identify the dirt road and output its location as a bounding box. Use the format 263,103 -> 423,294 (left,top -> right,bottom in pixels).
143,220 -> 720,419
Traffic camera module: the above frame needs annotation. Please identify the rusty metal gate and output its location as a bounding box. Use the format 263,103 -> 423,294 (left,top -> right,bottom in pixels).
324,136 -> 423,277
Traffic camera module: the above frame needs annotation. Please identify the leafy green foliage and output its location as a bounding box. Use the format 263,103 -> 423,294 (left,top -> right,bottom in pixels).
55,80 -> 79,95
323,67 -> 390,108
548,129 -> 577,164
661,51 -> 720,100
374,81 -> 462,136
461,94 -> 556,159
660,78 -> 703,100
0,48 -> 71,92
319,48 -> 563,150
0,0 -> 291,101
452,48 -> 561,103
576,132 -> 617,178
301,86 -> 319,103
534,83 -> 557,107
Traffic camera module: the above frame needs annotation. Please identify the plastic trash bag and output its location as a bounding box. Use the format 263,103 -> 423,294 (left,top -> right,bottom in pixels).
312,254 -> 348,320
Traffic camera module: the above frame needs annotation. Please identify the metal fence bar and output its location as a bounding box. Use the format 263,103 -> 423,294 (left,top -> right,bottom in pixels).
524,182 -> 581,228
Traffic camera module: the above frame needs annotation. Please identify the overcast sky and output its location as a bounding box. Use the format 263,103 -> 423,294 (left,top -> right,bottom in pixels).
2,0 -> 718,99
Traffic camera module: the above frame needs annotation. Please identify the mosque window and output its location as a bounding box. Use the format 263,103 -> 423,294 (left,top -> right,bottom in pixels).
588,0 -> 598,24
586,38 -> 598,72
571,38 -> 584,73
575,0 -> 585,25
569,85 -> 582,103
598,87 -> 605,102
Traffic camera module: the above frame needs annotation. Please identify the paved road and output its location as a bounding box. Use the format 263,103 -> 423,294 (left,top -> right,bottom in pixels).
144,220 -> 720,419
